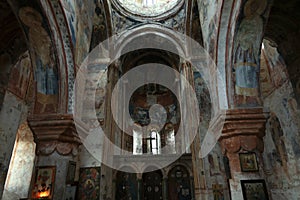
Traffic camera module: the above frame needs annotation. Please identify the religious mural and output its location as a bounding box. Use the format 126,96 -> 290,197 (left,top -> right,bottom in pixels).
194,71 -> 211,132
89,0 -> 108,51
117,0 -> 182,17
260,39 -> 289,98
77,167 -> 101,200
212,184 -> 224,200
19,6 -> 58,113
8,51 -> 31,99
268,114 -> 288,170
168,165 -> 192,200
233,0 -> 267,105
75,0 -> 94,66
61,0 -> 76,45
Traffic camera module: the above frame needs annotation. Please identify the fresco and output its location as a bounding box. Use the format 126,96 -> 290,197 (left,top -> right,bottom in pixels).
61,0 -> 76,45
263,82 -> 300,199
168,165 -> 192,200
77,167 -> 101,200
18,6 -> 59,113
75,0 -> 95,66
233,0 -> 267,105
194,71 -> 211,131
8,51 -> 31,99
19,7 -> 58,95
89,0 -> 108,51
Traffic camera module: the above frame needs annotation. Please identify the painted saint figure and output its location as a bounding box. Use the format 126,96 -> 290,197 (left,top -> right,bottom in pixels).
19,7 -> 58,95
19,7 -> 58,112
233,0 -> 267,105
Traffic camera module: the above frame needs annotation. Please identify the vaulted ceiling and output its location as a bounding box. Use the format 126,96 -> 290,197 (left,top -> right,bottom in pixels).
264,0 -> 300,102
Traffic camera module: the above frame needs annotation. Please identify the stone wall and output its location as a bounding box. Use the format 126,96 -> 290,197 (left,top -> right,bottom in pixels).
261,40 -> 300,199
0,92 -> 27,199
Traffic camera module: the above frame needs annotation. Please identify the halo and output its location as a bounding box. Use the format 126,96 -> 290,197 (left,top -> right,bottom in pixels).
244,0 -> 267,17
19,7 -> 42,27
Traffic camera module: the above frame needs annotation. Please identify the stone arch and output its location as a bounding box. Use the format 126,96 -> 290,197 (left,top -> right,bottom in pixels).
165,162 -> 193,177
114,24 -> 186,59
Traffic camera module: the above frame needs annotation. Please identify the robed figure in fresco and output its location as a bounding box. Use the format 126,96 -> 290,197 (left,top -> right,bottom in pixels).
233,0 -> 267,106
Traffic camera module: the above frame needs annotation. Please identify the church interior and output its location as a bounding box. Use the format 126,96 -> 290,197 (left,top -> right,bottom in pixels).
0,0 -> 300,199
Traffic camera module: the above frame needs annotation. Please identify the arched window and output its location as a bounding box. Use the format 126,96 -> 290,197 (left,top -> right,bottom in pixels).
143,0 -> 156,6
133,123 -> 143,155
146,129 -> 161,155
164,123 -> 176,154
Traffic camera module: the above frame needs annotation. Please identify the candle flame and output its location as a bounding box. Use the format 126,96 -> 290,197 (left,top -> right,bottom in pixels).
37,190 -> 50,198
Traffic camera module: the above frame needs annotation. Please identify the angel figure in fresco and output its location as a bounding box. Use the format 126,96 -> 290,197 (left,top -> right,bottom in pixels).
233,0 -> 267,104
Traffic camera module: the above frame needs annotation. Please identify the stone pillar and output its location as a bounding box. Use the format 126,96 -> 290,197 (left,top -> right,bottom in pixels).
100,61 -> 120,200
28,114 -> 81,200
215,108 -> 269,199
162,175 -> 168,200
180,61 -> 207,199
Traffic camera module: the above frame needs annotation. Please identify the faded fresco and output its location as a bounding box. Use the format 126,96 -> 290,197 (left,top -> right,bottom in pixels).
8,51 -> 31,99
75,0 -> 95,66
89,0 -> 108,51
198,0 -> 221,58
61,0 -> 76,45
19,7 -> 59,113
262,40 -> 300,199
233,0 -> 267,106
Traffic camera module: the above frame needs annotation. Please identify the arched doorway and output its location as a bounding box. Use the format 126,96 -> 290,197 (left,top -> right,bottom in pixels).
168,165 -> 192,200
116,167 -> 138,200
143,170 -> 163,200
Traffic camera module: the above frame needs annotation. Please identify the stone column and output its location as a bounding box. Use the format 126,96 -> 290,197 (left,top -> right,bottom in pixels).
100,61 -> 120,200
214,108 -> 269,199
28,114 -> 81,200
162,175 -> 168,200
180,61 -> 207,199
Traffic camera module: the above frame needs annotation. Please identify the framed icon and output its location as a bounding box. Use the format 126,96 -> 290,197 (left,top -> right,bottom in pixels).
239,152 -> 259,172
241,179 -> 269,200
31,166 -> 56,199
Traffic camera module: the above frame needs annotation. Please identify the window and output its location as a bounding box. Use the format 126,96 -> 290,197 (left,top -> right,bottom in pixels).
165,124 -> 176,154
146,129 -> 161,154
133,129 -> 143,155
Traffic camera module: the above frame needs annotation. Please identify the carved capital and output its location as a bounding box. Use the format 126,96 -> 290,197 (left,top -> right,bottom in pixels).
217,108 -> 269,154
28,114 -> 81,156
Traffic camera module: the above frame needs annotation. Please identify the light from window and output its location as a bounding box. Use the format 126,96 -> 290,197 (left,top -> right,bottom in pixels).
133,129 -> 143,155
165,128 -> 176,154
147,129 -> 161,154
